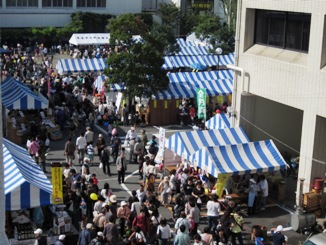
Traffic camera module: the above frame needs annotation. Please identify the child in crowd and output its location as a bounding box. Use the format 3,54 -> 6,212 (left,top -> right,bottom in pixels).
91,173 -> 98,185
87,143 -> 94,166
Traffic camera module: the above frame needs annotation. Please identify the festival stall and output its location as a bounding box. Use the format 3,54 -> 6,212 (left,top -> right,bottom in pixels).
188,139 -> 287,177
3,139 -> 77,244
165,127 -> 249,160
1,76 -> 51,144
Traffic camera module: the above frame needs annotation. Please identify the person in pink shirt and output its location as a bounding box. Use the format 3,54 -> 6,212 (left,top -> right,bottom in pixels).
29,137 -> 40,164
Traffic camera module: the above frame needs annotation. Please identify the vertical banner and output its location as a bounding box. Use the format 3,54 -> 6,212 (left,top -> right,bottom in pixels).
52,163 -> 63,204
153,100 -> 157,108
196,88 -> 206,120
176,100 -> 180,108
154,127 -> 165,164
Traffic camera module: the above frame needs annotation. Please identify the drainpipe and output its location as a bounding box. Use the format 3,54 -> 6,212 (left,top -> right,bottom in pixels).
226,64 -> 245,127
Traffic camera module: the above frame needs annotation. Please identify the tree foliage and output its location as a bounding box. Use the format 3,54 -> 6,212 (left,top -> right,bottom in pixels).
103,14 -> 172,99
193,14 -> 235,53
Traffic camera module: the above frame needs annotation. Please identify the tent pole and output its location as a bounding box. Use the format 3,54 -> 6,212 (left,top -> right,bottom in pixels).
0,74 -> 10,244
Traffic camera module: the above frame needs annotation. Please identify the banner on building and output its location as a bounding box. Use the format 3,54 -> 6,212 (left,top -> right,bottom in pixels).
52,163 -> 63,204
196,88 -> 206,120
154,127 -> 166,164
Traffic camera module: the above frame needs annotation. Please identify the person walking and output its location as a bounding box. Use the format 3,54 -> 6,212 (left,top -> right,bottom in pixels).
100,146 -> 111,176
206,195 -> 221,234
85,126 -> 94,145
77,223 -> 92,245
174,225 -> 191,245
117,201 -> 131,238
76,132 -> 87,165
111,134 -> 121,163
96,134 -> 106,162
103,216 -> 120,245
116,151 -> 127,184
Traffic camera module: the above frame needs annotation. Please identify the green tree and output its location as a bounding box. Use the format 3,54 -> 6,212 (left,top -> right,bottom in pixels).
104,14 -> 170,99
193,14 -> 235,53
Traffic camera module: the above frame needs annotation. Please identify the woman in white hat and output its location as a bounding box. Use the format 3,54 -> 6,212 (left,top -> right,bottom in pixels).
54,234 -> 65,245
117,200 -> 131,238
246,178 -> 259,216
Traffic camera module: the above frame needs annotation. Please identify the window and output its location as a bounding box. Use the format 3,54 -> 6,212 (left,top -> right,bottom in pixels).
42,0 -> 72,7
255,10 -> 311,52
77,0 -> 105,7
7,0 -> 38,7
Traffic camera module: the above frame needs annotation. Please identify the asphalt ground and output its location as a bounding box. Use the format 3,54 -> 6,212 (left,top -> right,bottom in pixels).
38,53 -> 312,244
42,121 -> 310,245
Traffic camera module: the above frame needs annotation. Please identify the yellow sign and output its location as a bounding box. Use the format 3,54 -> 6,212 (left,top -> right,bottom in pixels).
215,173 -> 231,197
176,100 -> 180,108
164,100 -> 168,109
153,100 -> 157,108
52,166 -> 63,204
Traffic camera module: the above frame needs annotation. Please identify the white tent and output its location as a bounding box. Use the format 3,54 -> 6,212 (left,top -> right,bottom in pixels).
69,33 -> 111,46
69,33 -> 143,46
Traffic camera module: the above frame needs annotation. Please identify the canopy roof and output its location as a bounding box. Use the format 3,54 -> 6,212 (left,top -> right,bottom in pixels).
95,70 -> 233,99
69,33 -> 143,46
162,54 -> 234,70
206,113 -> 231,129
165,127 -> 249,159
56,58 -> 107,74
1,76 -> 48,110
189,140 -> 287,177
3,138 -> 52,210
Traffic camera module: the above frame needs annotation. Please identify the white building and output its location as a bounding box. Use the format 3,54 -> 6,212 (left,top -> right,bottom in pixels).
233,0 -> 326,206
0,0 -> 142,28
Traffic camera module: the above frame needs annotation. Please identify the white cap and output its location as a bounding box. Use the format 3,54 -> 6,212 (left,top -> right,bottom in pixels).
34,228 -> 43,235
97,231 -> 104,237
86,223 -> 93,229
249,178 -> 256,184
276,225 -> 283,232
59,234 -> 66,240
121,201 -> 128,207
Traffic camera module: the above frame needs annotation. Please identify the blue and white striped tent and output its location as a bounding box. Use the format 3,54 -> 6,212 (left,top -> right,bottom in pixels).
176,38 -> 197,47
165,127 -> 249,160
3,138 -> 53,210
94,76 -> 125,92
168,70 -> 233,81
176,46 -> 211,56
56,58 -> 107,74
1,77 -> 49,110
153,78 -> 233,99
205,114 -> 231,129
162,54 -> 234,70
188,140 -> 287,177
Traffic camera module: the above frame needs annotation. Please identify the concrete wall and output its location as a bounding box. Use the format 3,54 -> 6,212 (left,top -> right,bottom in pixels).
235,0 -> 326,197
0,0 -> 142,28
240,94 -> 303,154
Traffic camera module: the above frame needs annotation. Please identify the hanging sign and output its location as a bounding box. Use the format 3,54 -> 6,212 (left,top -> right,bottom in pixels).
196,88 -> 206,120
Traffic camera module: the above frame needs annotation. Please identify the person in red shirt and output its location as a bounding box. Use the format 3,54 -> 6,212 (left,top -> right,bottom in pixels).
189,105 -> 196,125
132,209 -> 150,236
91,173 -> 98,185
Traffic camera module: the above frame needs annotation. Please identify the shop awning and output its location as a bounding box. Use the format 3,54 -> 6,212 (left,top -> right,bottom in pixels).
56,58 -> 107,74
3,138 -> 53,210
189,140 -> 287,177
206,114 -> 231,129
1,77 -> 49,110
168,70 -> 233,81
176,38 -> 197,47
165,127 -> 249,159
162,54 -> 234,70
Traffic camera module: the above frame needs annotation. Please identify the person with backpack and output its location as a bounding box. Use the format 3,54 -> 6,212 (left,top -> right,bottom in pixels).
89,231 -> 105,245
230,207 -> 244,245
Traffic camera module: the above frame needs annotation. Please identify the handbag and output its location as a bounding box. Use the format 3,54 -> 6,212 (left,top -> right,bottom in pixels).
99,162 -> 103,169
197,197 -> 202,204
